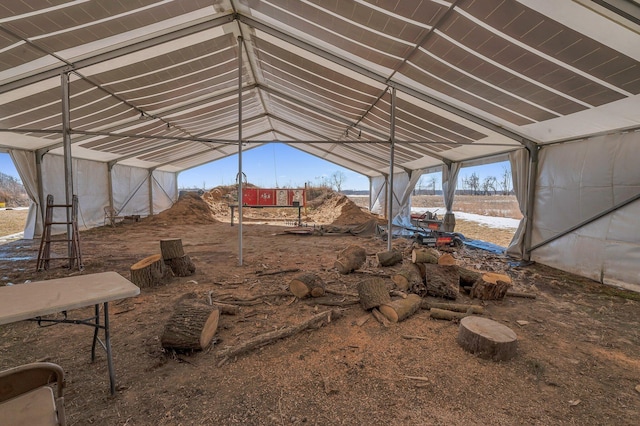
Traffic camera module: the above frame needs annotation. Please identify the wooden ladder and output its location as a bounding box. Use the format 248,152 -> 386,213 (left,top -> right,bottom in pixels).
36,194 -> 83,271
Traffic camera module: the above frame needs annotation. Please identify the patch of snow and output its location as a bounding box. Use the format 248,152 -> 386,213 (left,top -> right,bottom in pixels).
411,207 -> 520,230
453,211 -> 520,230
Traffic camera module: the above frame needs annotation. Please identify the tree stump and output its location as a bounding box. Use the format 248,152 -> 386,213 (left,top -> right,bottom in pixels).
161,300 -> 220,351
457,316 -> 518,361
166,255 -> 196,277
379,294 -> 422,323
334,245 -> 367,274
376,250 -> 403,267
357,277 -> 391,310
470,273 -> 512,300
391,263 -> 423,292
289,273 -> 325,298
130,254 -> 171,288
411,247 -> 439,264
424,264 -> 459,300
160,238 -> 185,260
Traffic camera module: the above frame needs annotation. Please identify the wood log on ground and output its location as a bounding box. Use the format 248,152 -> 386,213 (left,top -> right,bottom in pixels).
391,263 -> 423,292
411,247 -> 439,264
376,250 -> 403,267
216,309 -> 340,364
458,268 -> 482,287
289,273 -> 325,298
421,301 -> 484,315
470,273 -> 512,300
424,264 -> 459,300
357,277 -> 391,310
506,290 -> 537,299
212,301 -> 240,315
161,300 -> 220,351
379,294 -> 422,323
334,245 -> 367,274
429,307 -> 470,321
160,238 -> 185,260
130,254 -> 171,288
456,316 -> 518,361
166,254 -> 196,276
437,253 -> 457,266
371,308 -> 390,327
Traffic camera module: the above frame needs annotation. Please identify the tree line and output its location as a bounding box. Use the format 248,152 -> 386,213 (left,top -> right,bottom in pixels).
416,166 -> 513,196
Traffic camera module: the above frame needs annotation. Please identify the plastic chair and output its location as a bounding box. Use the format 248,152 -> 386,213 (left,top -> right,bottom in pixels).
0,362 -> 66,426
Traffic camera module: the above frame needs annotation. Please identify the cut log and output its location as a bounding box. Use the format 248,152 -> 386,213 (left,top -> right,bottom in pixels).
424,264 -> 459,300
216,309 -> 339,363
289,273 -> 325,298
376,250 -> 403,267
429,307 -> 469,321
161,300 -> 220,351
130,254 -> 171,288
212,301 -> 240,315
506,290 -> 537,299
334,245 -> 367,274
371,308 -> 390,327
458,268 -> 482,287
421,301 -> 484,315
357,277 -> 391,310
456,316 -> 518,361
379,294 -> 422,323
411,247 -> 439,264
160,238 -> 185,260
166,254 -> 196,277
437,253 -> 456,266
470,273 -> 512,300
391,263 -> 423,292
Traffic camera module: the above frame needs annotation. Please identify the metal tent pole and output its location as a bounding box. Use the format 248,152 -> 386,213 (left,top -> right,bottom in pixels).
523,144 -> 539,261
61,72 -> 74,268
387,87 -> 396,252
237,35 -> 244,266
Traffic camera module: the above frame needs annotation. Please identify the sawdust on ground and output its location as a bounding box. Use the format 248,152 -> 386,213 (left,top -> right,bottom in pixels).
0,189 -> 638,426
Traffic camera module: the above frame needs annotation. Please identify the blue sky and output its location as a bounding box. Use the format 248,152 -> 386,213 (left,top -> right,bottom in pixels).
0,145 -> 510,191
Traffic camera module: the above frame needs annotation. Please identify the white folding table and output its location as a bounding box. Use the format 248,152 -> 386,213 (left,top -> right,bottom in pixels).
0,272 -> 140,394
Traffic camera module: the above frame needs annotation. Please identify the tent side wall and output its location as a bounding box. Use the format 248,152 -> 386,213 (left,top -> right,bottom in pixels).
13,152 -> 178,237
530,131 -> 640,292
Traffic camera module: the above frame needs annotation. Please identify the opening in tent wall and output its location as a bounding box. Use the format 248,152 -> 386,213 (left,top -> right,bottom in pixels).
23,155 -> 177,237
530,131 -> 640,292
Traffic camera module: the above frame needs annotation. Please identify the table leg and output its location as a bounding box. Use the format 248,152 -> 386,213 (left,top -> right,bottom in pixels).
103,302 -> 116,395
91,304 -> 100,361
230,205 -> 235,226
89,303 -> 116,395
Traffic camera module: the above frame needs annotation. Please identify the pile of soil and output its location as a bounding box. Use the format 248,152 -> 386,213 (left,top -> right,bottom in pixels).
307,193 -> 379,225
145,192 -> 218,224
200,186 -> 380,227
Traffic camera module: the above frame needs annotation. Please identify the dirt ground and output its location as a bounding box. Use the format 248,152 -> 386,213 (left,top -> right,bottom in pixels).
0,191 -> 639,425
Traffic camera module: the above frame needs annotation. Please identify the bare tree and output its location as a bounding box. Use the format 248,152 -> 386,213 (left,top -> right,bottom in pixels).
330,171 -> 346,192
427,176 -> 438,195
499,166 -> 512,195
468,172 -> 480,195
482,176 -> 498,195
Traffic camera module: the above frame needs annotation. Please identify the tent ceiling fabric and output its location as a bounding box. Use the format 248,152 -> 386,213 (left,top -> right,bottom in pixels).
1,0 -> 639,176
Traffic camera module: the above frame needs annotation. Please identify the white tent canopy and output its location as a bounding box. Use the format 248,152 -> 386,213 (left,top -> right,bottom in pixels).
1,0 -> 639,291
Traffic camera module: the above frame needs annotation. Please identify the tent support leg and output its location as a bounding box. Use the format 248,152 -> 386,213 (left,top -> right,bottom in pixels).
387,87 -> 396,252
523,144 -> 539,261
61,72 -> 74,268
237,35 -> 244,267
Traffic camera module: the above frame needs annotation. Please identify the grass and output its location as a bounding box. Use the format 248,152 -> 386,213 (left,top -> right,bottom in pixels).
0,209 -> 28,236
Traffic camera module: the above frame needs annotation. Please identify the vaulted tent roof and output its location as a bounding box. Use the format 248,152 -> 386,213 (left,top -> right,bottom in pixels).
1,0 -> 639,178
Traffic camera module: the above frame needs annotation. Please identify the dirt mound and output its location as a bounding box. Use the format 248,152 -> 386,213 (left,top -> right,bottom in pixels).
147,192 -> 218,224
308,192 -> 379,225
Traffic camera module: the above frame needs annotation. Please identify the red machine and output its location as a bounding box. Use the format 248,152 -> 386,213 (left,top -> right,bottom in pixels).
241,188 -> 305,207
